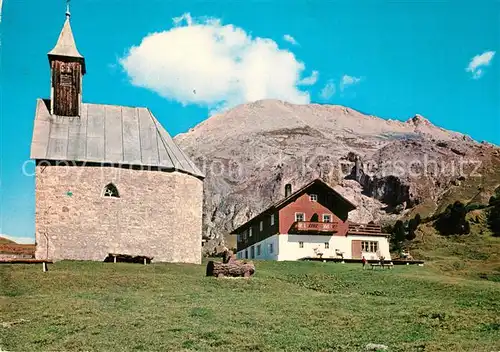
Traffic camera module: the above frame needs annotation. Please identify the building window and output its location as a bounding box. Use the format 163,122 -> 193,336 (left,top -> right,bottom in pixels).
249,227 -> 253,237
250,246 -> 255,259
245,250 -> 248,259
295,212 -> 305,222
324,242 -> 329,249
260,221 -> 263,231
310,194 -> 318,202
362,241 -> 379,253
271,214 -> 275,226
257,245 -> 261,256
103,183 -> 119,198
299,241 -> 304,248
269,243 -> 274,253
323,214 -> 332,223
243,230 -> 248,240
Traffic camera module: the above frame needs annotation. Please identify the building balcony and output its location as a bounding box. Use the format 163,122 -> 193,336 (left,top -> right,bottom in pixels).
294,221 -> 340,234
347,222 -> 383,235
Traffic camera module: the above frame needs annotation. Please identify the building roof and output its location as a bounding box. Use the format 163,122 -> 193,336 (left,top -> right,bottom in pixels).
230,179 -> 357,234
30,99 -> 205,179
275,179 -> 357,210
48,16 -> 86,73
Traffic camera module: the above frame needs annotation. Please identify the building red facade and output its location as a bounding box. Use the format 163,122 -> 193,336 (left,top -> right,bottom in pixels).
233,179 -> 388,252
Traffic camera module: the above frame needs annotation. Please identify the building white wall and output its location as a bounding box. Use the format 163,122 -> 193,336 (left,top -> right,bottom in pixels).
346,235 -> 391,260
277,234 -> 342,261
237,234 -> 391,262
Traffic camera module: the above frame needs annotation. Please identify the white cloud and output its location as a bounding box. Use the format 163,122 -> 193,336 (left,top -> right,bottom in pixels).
320,74 -> 362,100
0,234 -> 34,244
173,12 -> 194,26
320,79 -> 336,99
120,13 -> 316,113
466,50 -> 495,79
283,34 -> 298,45
340,75 -> 362,91
298,70 -> 319,85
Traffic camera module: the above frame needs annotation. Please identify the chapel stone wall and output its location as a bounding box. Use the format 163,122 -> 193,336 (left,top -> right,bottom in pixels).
34,164 -> 203,264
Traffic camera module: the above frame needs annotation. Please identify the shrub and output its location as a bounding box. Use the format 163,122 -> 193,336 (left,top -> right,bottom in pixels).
489,196 -> 500,207
465,203 -> 487,212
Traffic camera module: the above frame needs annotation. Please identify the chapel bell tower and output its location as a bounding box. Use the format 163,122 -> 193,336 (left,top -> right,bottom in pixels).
48,2 -> 86,117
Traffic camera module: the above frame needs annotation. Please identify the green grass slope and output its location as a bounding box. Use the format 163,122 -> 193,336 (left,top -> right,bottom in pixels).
1,261 -> 499,352
0,237 -> 15,245
403,206 -> 500,282
435,155 -> 500,214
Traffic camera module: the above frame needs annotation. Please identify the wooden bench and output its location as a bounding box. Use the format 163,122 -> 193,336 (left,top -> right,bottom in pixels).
106,253 -> 153,265
371,262 -> 394,270
0,259 -> 53,272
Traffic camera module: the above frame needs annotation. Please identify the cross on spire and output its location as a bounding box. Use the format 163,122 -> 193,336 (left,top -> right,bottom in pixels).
65,0 -> 71,19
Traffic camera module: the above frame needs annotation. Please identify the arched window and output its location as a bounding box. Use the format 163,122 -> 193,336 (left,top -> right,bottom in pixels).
103,183 -> 120,198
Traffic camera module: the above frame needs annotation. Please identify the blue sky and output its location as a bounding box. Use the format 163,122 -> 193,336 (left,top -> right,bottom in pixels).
0,0 -> 499,242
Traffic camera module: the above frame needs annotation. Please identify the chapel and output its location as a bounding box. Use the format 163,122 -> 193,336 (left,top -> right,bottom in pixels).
30,6 -> 204,263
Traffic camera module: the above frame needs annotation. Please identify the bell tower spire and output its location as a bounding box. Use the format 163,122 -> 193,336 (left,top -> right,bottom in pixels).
48,0 -> 86,116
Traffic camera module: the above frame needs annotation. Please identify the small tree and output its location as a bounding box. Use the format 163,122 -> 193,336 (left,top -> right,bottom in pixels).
406,213 -> 422,241
488,201 -> 500,237
407,221 -> 417,241
414,213 -> 422,225
490,195 -> 500,207
392,220 -> 406,248
434,201 -> 470,236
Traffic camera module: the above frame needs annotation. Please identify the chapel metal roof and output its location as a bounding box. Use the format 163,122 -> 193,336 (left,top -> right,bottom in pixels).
30,99 -> 205,179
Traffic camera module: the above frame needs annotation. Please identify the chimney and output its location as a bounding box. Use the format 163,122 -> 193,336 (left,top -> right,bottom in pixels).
285,184 -> 292,198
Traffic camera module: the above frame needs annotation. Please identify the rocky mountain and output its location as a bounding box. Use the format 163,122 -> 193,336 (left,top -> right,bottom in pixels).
174,99 -> 500,245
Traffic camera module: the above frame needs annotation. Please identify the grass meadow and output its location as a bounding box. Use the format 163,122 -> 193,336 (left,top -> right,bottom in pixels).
1,260 -> 499,352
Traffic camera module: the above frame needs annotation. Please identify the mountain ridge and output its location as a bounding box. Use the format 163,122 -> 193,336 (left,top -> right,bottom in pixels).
176,99 -> 475,146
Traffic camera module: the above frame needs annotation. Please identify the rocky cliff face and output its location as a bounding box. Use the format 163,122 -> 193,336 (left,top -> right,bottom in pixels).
174,99 -> 500,245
